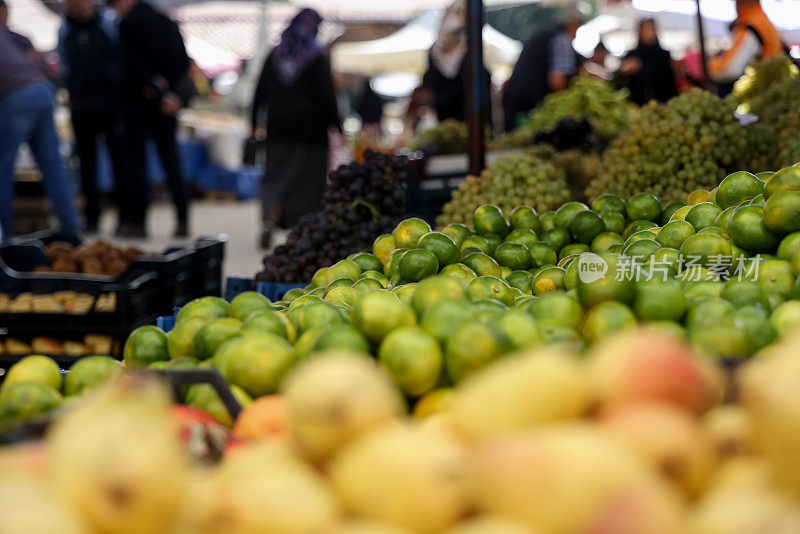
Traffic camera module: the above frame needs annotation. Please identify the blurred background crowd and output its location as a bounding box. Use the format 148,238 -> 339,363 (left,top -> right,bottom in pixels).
1,0 -> 798,250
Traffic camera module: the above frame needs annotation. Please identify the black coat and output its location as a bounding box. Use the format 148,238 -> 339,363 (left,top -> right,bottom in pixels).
619,45 -> 677,106
422,53 -> 491,123
251,52 -> 340,146
59,13 -> 123,109
118,2 -> 190,103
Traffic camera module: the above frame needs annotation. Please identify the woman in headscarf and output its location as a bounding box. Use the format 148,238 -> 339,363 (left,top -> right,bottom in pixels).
251,8 -> 340,248
617,18 -> 678,106
422,0 -> 490,123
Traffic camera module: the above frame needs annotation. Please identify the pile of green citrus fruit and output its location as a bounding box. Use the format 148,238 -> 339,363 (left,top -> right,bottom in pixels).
414,118 -> 469,155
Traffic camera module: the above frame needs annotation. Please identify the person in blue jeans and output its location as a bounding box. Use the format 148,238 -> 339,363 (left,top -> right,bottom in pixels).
0,16 -> 80,238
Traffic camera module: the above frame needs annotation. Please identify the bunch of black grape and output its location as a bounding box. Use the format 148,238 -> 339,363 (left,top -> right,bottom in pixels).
587,89 -> 746,202
258,150 -> 408,283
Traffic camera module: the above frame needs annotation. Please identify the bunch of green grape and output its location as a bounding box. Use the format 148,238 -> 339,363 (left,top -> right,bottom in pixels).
519,77 -> 636,144
488,128 -> 535,151
436,151 -> 571,227
414,119 -> 469,155
733,57 -> 800,171
586,88 -> 746,202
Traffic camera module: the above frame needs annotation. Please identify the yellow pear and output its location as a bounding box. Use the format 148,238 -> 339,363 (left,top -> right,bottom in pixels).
687,486 -> 800,534
701,405 -> 756,463
200,442 -> 338,534
442,515 -> 541,534
330,422 -> 469,533
0,473 -> 89,534
282,352 -> 404,463
47,374 -> 187,534
452,347 -> 589,440
319,519 -> 415,534
469,423 -> 685,534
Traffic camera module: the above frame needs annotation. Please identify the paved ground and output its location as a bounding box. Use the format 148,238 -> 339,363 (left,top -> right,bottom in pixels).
96,199 -> 288,278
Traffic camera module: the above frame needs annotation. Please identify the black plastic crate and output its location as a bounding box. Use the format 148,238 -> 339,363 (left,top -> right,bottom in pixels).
1,232 -> 226,315
0,259 -> 158,359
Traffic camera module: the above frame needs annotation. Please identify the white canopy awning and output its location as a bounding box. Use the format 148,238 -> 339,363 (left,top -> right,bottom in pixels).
6,0 -> 61,51
331,9 -> 522,77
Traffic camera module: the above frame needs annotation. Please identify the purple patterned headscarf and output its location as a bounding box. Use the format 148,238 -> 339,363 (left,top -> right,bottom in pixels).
272,8 -> 323,86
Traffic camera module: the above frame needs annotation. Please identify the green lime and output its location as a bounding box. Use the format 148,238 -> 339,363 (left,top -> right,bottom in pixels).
310,268 -> 329,289
661,201 -> 686,225
192,317 -> 243,360
64,356 -> 123,397
622,239 -> 660,260
771,300 -> 800,336
242,310 -> 294,342
167,317 -> 208,359
228,291 -> 271,322
714,207 -> 736,229
296,301 -> 347,334
392,283 -> 417,305
559,243 -> 590,261
528,241 -> 558,268
397,249 -> 439,282
467,276 -> 515,306
504,228 -> 539,249
730,305 -> 777,354
445,321 -> 511,382
175,297 -> 229,324
684,280 -> 723,301
358,270 -> 390,287
0,382 -> 62,422
383,248 -> 409,278
282,288 -> 306,304
373,233 -> 397,264
680,233 -> 733,268
505,270 -> 533,293
460,234 -> 492,255
763,191 -> 800,234
351,290 -> 416,342
623,220 -> 658,239
225,332 -> 297,397
411,275 -> 467,316
2,355 -> 61,392
463,252 -> 502,277
510,205 -> 542,233
657,220 -> 695,249
715,171 -> 764,209
668,205 -> 692,222
351,278 -> 384,295
625,230 -> 659,248
440,262 -> 477,284
633,279 -> 687,321
418,232 -> 461,267
776,232 -> 800,260
592,194 -> 626,216
313,324 -> 370,355
685,297 -> 734,330
541,227 -> 571,253
576,253 -> 636,308
568,210 -> 605,245
324,260 -> 361,285
473,204 -> 510,237
756,259 -> 794,300
728,205 -> 780,253
580,301 -> 637,344
324,286 -> 360,307
685,202 -> 723,231
627,193 -> 661,222
764,166 -> 800,199
539,211 -> 556,231
421,299 -> 475,345
483,233 -> 502,255
532,266 -> 565,296
324,277 -> 355,296
393,217 -> 432,248
349,252 -> 384,273
493,242 -> 532,270
495,310 -> 542,350
123,324 -> 170,368
554,201 -> 589,228
688,317 -> 750,358
441,223 -> 472,247
721,279 -> 769,309
591,232 -> 624,254
601,212 -> 626,235
379,327 -> 442,397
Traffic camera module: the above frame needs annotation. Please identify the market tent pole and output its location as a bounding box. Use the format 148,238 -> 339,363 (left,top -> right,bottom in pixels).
695,0 -> 710,88
466,0 -> 487,176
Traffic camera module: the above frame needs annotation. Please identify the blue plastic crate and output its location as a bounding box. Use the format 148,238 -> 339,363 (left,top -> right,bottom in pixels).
256,281 -> 306,302
196,165 -> 262,200
224,277 -> 253,301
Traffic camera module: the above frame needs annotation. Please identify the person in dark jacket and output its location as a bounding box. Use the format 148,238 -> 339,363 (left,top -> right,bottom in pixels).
422,0 -> 490,123
617,18 -> 678,106
251,8 -> 340,248
57,0 -> 126,233
109,0 -> 191,238
0,3 -> 80,238
502,8 -> 586,132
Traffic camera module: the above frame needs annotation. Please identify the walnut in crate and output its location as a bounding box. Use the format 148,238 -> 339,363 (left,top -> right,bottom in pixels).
84,334 -> 113,355
5,339 -> 32,355
45,241 -> 73,263
63,341 -> 88,356
41,239 -> 148,276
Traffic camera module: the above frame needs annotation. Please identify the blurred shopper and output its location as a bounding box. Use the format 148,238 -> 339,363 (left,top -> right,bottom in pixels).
617,18 -> 677,106
0,3 -> 80,237
422,0 -> 490,123
708,0 -> 785,85
109,0 -> 191,238
250,8 -> 340,248
356,78 -> 384,129
581,42 -> 612,81
57,0 -> 126,233
503,7 -> 586,132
